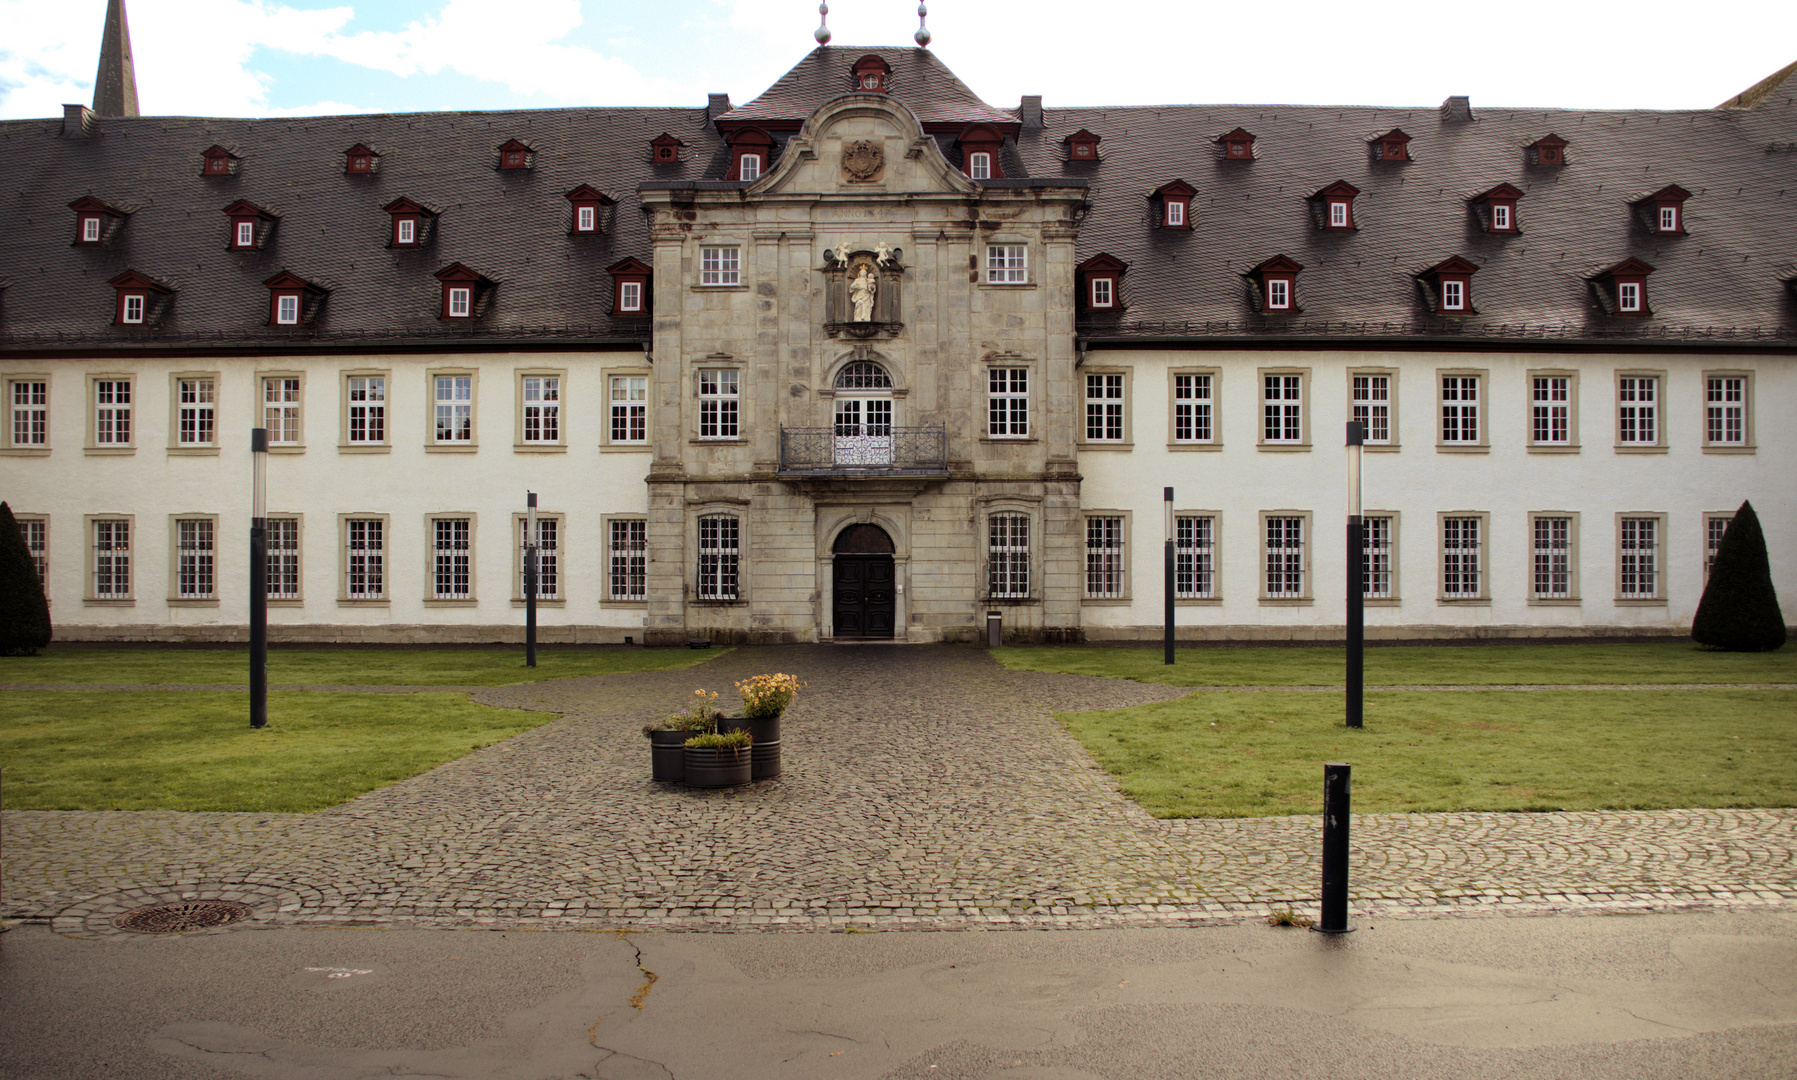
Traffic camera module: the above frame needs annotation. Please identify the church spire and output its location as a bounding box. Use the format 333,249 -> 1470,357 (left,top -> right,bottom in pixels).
92,0 -> 140,117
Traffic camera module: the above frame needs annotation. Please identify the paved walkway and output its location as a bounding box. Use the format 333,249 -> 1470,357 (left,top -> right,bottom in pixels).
4,645 -> 1793,936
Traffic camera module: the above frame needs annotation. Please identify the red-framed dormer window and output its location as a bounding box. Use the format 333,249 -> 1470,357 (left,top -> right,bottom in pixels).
1064,129 -> 1101,162
383,197 -> 433,248
650,133 -> 684,164
1247,255 -> 1303,314
1152,180 -> 1195,230
108,269 -> 171,326
261,270 -> 325,326
1421,256 -> 1479,314
1077,253 -> 1127,312
222,199 -> 277,251
1215,127 -> 1256,161
1638,185 -> 1691,235
434,262 -> 492,320
1528,133 -> 1568,166
1314,180 -> 1360,230
852,54 -> 891,93
344,143 -> 379,175
564,184 -> 613,235
200,144 -> 240,177
1472,183 -> 1524,234
69,196 -> 124,245
1593,258 -> 1654,316
956,125 -> 1005,180
1370,128 -> 1412,162
725,127 -> 774,182
496,138 -> 534,171
608,257 -> 652,317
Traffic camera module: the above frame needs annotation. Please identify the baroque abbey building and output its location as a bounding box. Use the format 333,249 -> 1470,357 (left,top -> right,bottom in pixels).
2,8 -> 1793,644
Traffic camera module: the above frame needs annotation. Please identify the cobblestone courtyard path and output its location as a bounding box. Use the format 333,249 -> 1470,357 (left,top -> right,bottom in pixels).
4,645 -> 1794,936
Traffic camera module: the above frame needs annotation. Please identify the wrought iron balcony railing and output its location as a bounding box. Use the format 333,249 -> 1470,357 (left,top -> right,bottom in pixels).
778,425 -> 949,477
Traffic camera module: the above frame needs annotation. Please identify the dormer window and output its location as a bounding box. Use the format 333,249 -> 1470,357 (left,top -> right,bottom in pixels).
1215,127 -> 1256,161
968,153 -> 991,179
1064,129 -> 1101,162
200,145 -> 240,177
608,257 -> 652,317
1151,180 -> 1196,230
1592,258 -> 1654,317
82,215 -> 102,242
650,133 -> 684,164
1246,256 -> 1303,314
383,197 -> 436,248
496,138 -> 535,171
1528,133 -> 1568,166
1471,183 -> 1524,234
343,143 -> 380,174
851,54 -> 891,93
222,199 -> 277,251
108,270 -> 172,327
724,127 -> 775,182
740,155 -> 762,181
434,263 -> 494,321
1370,129 -> 1411,162
1313,180 -> 1360,230
1420,256 -> 1479,314
69,196 -> 126,245
1077,253 -> 1127,312
955,125 -> 1005,180
564,185 -> 613,235
1636,185 -> 1691,235
261,271 -> 326,327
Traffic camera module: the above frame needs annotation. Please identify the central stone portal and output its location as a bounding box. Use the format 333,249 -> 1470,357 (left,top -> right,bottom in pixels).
832,524 -> 896,639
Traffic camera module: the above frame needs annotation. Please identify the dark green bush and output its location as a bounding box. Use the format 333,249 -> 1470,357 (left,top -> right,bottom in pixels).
1692,500 -> 1786,652
0,501 -> 53,655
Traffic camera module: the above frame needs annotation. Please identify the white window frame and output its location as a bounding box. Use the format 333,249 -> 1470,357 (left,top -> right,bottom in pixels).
1438,371 -> 1484,449
1082,513 -> 1129,601
698,368 -> 740,439
1361,514 -> 1396,601
986,512 -> 1032,600
234,220 -> 255,248
266,515 -> 301,601
16,514 -> 49,595
1441,279 -> 1465,311
607,372 -> 648,446
985,245 -> 1028,285
1261,512 -> 1309,601
986,366 -> 1030,438
175,375 -> 217,448
1702,372 -> 1752,451
91,376 -> 134,449
738,154 -> 761,182
1617,514 -> 1664,602
1618,281 -> 1641,312
1529,372 -> 1576,449
1266,277 -> 1291,310
1171,370 -> 1217,447
429,515 -> 474,601
696,513 -> 741,601
121,293 -> 145,324
82,215 -> 102,242
1658,205 -> 1679,233
1164,199 -> 1185,227
261,375 -> 302,447
275,293 -> 300,324
88,516 -> 132,601
395,217 -> 416,245
1089,276 -> 1113,308
446,287 -> 472,319
700,246 -> 740,286
1350,372 -> 1393,446
968,152 -> 991,180
518,373 -> 562,447
1491,203 -> 1512,231
433,373 -> 475,445
1082,371 -> 1126,444
1174,513 -> 1218,601
606,516 -> 648,602
577,205 -> 596,232
1703,512 -> 1734,584
618,280 -> 642,312
515,514 -> 561,602
1328,200 -> 1349,228
1259,371 -> 1306,447
344,373 -> 388,448
341,515 -> 387,601
172,516 -> 217,601
8,378 -> 48,449
1529,513 -> 1578,603
1439,513 -> 1487,602
1616,373 -> 1662,449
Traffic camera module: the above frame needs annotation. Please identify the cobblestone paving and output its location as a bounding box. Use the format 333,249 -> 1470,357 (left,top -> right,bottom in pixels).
4,645 -> 1793,936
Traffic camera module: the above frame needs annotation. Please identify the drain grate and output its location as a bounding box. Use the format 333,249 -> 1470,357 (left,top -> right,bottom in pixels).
111,900 -> 255,934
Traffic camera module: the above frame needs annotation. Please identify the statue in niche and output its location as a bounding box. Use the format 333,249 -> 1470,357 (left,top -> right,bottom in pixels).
850,263 -> 878,322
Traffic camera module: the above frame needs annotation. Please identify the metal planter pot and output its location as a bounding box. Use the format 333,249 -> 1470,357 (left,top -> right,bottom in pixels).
722,716 -> 782,780
647,729 -> 689,782
683,745 -> 752,787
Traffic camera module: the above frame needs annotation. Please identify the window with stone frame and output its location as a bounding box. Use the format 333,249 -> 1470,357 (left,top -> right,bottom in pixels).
700,246 -> 740,286
9,379 -> 47,448
1618,516 -> 1662,601
177,377 -> 217,447
1352,374 -> 1391,445
1441,515 -> 1484,599
610,375 -> 648,444
175,517 -> 216,599
263,376 -> 301,446
346,375 -> 386,445
16,515 -> 48,594
698,369 -> 740,439
1704,513 -> 1733,583
344,518 -> 385,599
987,513 -> 1031,599
1531,515 -> 1576,600
1172,372 -> 1214,445
519,516 -> 559,600
609,518 -> 648,600
1617,375 -> 1660,446
266,517 -> 300,600
1083,515 -> 1127,599
521,375 -> 560,444
91,518 -> 131,599
1439,374 -> 1482,446
1084,373 -> 1125,442
1530,374 -> 1574,447
1264,515 -> 1306,599
434,375 -> 473,444
985,245 -> 1027,284
1261,373 -> 1303,444
1362,515 -> 1394,599
432,517 -> 473,600
987,367 -> 1030,437
1175,514 -> 1216,599
93,378 -> 132,446
1704,374 -> 1749,448
697,514 -> 740,601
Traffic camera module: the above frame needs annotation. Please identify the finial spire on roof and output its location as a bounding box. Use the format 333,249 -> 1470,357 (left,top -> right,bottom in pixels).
92,0 -> 140,117
814,2 -> 831,45
915,3 -> 931,47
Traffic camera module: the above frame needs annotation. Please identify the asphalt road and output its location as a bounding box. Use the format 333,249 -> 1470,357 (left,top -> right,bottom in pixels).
3,909 -> 1794,1079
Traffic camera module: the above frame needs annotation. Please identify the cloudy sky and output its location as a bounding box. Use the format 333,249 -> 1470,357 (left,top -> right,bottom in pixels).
1,0 -> 1791,120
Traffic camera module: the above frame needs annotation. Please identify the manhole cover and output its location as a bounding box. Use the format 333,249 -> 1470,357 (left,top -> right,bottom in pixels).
111,900 -> 255,934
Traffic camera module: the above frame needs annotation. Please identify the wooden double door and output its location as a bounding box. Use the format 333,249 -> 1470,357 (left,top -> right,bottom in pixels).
832,555 -> 895,639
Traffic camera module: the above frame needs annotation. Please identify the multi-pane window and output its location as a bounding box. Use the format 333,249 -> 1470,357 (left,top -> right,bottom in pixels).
1090,277 -> 1113,308
1362,516 -> 1393,599
1262,374 -> 1302,443
618,281 -> 642,312
520,517 -> 558,599
1531,376 -> 1571,445
986,245 -> 1027,284
17,517 -> 47,592
1441,517 -> 1482,599
1618,281 -> 1642,312
276,294 -> 300,324
235,222 -> 255,247
263,377 -> 300,445
1328,200 -> 1349,228
522,376 -> 560,443
988,368 -> 1029,437
1174,515 -> 1215,599
345,518 -> 384,599
697,515 -> 739,600
1619,517 -> 1660,600
1440,375 -> 1480,445
446,287 -> 471,318
176,518 -> 215,599
609,519 -> 648,600
121,294 -> 145,324
1084,516 -> 1126,599
1491,204 -> 1511,231
968,152 -> 991,180
435,375 -> 473,443
698,369 -> 739,439
94,379 -> 132,445
178,378 -> 216,446
1084,374 -> 1124,442
10,380 -> 46,446
1164,199 -> 1185,227
577,205 -> 596,232
1705,515 -> 1733,582
1441,280 -> 1465,311
1173,373 -> 1213,444
1532,516 -> 1574,600
1618,376 -> 1658,445
1264,516 -> 1305,598
92,519 -> 130,599
1266,278 -> 1291,310
433,518 -> 472,599
266,517 -> 300,600
988,514 -> 1030,599
347,376 -> 386,444
1705,376 -> 1746,446
82,216 -> 102,242
1352,375 -> 1390,444
700,246 -> 740,286
739,154 -> 761,181
610,375 -> 647,443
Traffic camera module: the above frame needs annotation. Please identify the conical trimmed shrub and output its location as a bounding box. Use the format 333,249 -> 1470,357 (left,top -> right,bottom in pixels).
1692,500 -> 1786,652
0,501 -> 53,655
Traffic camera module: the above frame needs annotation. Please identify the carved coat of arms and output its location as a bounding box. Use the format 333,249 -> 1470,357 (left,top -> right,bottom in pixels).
841,139 -> 884,183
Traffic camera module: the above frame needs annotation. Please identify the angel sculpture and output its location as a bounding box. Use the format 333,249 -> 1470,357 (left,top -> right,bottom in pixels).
875,242 -> 897,268
829,243 -> 853,268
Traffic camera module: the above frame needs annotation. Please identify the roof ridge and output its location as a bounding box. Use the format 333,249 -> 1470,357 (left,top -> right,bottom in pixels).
1717,58 -> 1797,109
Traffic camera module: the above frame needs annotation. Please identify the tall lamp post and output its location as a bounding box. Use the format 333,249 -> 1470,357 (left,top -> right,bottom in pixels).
524,491 -> 538,668
1163,486 -> 1175,665
250,428 -> 268,729
1345,421 -> 1364,729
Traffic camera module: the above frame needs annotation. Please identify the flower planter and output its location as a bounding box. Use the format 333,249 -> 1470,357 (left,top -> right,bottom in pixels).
721,716 -> 782,780
683,744 -> 753,787
647,729 -> 690,782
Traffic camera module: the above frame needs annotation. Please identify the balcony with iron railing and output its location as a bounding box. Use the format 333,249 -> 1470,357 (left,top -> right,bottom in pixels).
778,425 -> 949,477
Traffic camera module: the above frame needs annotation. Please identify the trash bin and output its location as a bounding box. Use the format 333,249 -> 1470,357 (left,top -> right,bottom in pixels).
986,610 -> 1002,648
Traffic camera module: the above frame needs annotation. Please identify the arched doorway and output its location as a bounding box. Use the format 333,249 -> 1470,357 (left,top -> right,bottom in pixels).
832,524 -> 896,639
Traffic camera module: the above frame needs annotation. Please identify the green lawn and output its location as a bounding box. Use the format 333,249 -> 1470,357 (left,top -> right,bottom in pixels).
1059,688 -> 1797,818
0,645 -> 730,687
0,690 -> 559,811
997,641 -> 1797,687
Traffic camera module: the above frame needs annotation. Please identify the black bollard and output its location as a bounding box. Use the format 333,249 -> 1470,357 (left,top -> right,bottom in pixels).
1315,762 -> 1353,934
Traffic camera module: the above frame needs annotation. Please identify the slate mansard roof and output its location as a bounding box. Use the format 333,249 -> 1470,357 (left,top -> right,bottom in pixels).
1,46 -> 1794,352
